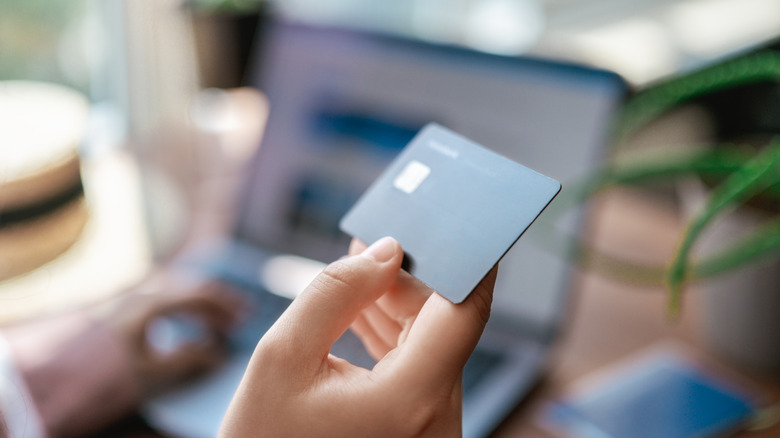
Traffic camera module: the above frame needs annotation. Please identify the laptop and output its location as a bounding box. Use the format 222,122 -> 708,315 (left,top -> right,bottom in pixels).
143,18 -> 627,438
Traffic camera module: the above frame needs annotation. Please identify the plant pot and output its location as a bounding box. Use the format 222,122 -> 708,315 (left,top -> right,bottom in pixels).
680,179 -> 780,376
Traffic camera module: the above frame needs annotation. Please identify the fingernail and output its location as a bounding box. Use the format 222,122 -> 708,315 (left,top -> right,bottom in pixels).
362,236 -> 397,262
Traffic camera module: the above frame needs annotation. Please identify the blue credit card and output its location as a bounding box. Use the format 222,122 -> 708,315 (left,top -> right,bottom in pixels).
339,123 -> 561,303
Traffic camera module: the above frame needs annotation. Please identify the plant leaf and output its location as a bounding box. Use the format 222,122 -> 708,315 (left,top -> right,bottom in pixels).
615,52 -> 780,144
693,216 -> 780,279
666,138 -> 780,316
530,146 -> 777,287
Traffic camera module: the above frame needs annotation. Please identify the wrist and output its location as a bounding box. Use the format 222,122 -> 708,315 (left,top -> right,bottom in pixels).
6,310 -> 141,437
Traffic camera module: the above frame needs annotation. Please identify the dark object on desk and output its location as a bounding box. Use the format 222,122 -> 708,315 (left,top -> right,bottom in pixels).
188,0 -> 271,89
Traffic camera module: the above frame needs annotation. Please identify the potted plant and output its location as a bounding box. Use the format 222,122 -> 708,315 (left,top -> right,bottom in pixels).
551,49 -> 780,374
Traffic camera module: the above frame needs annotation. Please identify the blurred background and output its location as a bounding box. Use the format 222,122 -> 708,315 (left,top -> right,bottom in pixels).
2,0 -> 778,278
1,0 -> 779,436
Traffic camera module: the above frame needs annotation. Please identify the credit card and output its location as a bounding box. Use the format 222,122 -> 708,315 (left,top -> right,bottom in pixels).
339,123 -> 561,303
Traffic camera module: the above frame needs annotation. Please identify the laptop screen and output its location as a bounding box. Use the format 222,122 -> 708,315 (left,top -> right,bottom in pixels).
235,20 -> 626,335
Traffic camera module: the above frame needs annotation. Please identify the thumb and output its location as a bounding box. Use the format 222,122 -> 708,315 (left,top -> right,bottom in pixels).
392,265 -> 498,388
264,237 -> 403,363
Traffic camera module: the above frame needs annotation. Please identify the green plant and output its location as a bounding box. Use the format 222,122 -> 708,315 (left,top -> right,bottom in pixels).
548,51 -> 780,316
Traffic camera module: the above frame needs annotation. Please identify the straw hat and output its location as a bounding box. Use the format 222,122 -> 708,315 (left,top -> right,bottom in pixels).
0,81 -> 91,281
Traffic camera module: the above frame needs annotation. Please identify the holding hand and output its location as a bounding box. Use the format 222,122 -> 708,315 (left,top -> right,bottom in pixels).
220,237 -> 497,437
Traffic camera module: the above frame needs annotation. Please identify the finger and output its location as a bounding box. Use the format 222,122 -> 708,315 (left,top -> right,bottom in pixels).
351,314 -> 393,360
361,304 -> 403,348
375,270 -> 430,322
355,239 -> 429,323
391,265 -> 498,386
263,237 -> 403,363
348,238 -> 368,256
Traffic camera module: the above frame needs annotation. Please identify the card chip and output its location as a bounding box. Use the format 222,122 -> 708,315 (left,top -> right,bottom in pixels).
393,160 -> 430,194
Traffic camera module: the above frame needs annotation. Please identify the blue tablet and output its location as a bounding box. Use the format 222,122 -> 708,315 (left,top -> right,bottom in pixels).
542,351 -> 759,438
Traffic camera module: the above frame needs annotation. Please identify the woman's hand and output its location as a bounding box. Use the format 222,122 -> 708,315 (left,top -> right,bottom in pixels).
220,237 -> 497,437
